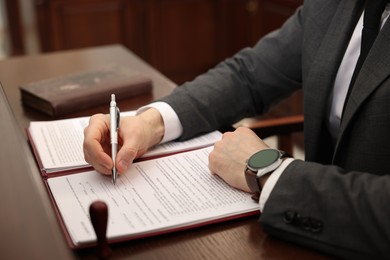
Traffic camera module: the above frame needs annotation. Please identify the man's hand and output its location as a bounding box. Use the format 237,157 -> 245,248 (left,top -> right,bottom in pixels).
83,108 -> 164,175
209,127 -> 270,192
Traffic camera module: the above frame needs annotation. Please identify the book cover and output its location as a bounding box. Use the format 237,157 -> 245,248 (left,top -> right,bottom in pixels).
20,65 -> 153,117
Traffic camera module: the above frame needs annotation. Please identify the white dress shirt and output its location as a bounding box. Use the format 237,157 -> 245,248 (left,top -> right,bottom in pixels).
138,5 -> 390,211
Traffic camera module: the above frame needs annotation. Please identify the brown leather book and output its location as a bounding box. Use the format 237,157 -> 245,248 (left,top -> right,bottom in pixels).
20,65 -> 153,117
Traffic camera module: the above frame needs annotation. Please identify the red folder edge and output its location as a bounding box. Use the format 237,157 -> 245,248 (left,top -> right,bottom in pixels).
25,127 -> 93,178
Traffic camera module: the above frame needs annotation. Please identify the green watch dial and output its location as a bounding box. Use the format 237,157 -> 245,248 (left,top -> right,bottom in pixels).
248,149 -> 279,169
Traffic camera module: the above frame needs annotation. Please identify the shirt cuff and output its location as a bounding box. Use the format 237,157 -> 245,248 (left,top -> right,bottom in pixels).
137,102 -> 183,143
259,158 -> 295,211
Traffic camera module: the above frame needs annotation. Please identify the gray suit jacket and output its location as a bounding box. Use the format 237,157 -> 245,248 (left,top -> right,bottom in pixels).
161,0 -> 390,258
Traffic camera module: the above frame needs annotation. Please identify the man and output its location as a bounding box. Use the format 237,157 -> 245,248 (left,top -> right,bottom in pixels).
83,0 -> 390,258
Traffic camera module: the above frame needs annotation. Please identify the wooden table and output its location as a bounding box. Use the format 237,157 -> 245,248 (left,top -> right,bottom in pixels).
0,45 -> 328,259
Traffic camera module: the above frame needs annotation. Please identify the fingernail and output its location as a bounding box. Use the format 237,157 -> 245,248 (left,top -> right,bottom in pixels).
119,160 -> 129,170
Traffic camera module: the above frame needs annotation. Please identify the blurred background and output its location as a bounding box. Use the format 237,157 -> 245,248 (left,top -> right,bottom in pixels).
0,0 -> 302,84
0,0 -> 304,158
0,0 -> 39,58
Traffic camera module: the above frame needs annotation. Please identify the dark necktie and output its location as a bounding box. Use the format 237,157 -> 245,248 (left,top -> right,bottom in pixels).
343,0 -> 388,112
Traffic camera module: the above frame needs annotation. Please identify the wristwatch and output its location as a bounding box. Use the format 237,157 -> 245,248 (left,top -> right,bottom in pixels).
245,149 -> 289,201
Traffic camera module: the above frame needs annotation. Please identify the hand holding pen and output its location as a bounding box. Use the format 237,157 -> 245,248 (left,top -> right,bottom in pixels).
83,98 -> 164,179
110,94 -> 120,184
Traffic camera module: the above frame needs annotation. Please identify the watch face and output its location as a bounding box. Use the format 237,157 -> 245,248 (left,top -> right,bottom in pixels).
248,149 -> 279,170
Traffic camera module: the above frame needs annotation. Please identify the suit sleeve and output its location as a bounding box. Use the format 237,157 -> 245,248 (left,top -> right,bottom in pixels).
260,160 -> 390,259
159,7 -> 304,140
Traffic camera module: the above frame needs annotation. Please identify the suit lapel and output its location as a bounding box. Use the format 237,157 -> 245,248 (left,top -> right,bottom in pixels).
304,0 -> 363,161
337,18 -> 390,148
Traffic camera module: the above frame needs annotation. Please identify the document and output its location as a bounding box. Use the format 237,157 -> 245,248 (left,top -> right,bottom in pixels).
27,111 -> 257,249
48,146 -> 259,248
27,111 -> 222,176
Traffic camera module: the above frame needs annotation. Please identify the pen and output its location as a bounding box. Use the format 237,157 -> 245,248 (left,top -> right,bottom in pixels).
110,94 -> 120,184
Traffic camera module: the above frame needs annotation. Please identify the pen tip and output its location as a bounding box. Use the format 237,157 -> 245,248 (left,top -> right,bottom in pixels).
112,169 -> 117,185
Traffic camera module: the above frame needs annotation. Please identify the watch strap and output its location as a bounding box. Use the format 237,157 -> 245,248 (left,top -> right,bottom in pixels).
245,168 -> 261,201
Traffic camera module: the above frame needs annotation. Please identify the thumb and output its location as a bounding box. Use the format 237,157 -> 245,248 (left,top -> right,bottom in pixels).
115,140 -> 138,173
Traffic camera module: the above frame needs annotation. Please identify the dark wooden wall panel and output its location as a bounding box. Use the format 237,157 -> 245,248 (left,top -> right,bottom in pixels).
33,0 -> 303,84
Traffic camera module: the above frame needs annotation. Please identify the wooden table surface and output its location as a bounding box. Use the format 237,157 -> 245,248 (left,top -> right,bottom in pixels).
0,44 -> 329,259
